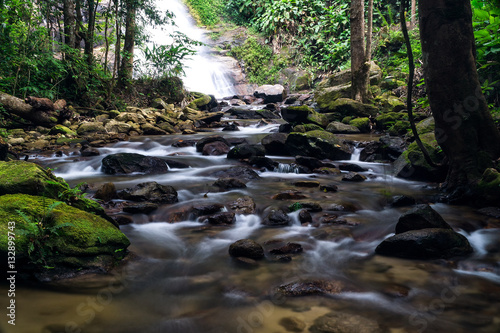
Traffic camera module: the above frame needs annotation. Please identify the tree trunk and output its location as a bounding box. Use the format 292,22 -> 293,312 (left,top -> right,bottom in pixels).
410,0 -> 417,29
350,0 -> 369,103
419,0 -> 500,194
63,0 -> 76,50
0,92 -> 57,127
119,0 -> 136,87
84,0 -> 99,66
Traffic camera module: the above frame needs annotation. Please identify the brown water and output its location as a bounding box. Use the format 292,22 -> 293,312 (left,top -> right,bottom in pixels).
2,124 -> 500,333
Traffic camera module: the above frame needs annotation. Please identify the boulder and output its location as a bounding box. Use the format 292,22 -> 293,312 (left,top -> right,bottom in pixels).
123,203 -> 159,214
341,172 -> 367,182
396,204 -> 452,234
315,85 -> 352,111
389,195 -> 416,208
208,166 -> 260,181
349,117 -> 372,133
262,209 -> 292,226
101,153 -> 169,175
188,94 -> 216,111
49,125 -> 77,136
202,141 -> 230,156
298,209 -> 312,224
326,121 -> 361,134
374,112 -> 406,131
319,98 -> 378,119
254,84 -> 286,103
227,144 -> 266,159
104,120 -> 132,134
229,196 -> 256,214
94,183 -> 117,202
0,161 -> 69,198
150,98 -> 168,109
203,212 -> 236,225
246,156 -> 279,170
228,239 -> 265,259
80,146 -> 100,157
279,317 -> 306,333
118,182 -> 178,204
320,184 -> 338,192
261,133 -> 289,155
190,203 -> 224,218
77,122 -> 106,136
338,163 -> 368,172
281,105 -> 329,128
195,135 -> 230,153
222,123 -> 239,131
393,133 -> 446,182
310,312 -> 383,333
269,242 -> 303,255
272,190 -> 307,200
0,137 -> 8,161
285,131 -> 351,160
115,112 -> 146,124
293,180 -> 320,188
213,178 -> 247,191
141,123 -> 168,135
198,111 -> 225,124
375,228 -> 473,259
0,194 -> 129,268
295,156 -> 327,170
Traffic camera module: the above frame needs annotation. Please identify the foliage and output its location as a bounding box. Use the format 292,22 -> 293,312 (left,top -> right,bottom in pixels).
230,37 -> 287,84
472,0 -> 500,112
16,200 -> 72,266
138,32 -> 203,79
184,0 -> 224,26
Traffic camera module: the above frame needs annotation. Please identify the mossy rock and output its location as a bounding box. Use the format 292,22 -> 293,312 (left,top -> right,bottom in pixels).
284,130 -> 351,160
416,117 -> 435,135
295,72 -> 312,90
374,92 -> 406,113
49,125 -> 77,136
326,121 -> 360,134
478,168 -> 500,199
188,94 -> 213,110
0,194 -> 129,266
388,120 -> 410,136
375,112 -> 407,131
77,122 -> 106,135
393,133 -> 446,182
349,117 -> 371,133
0,161 -> 68,198
282,105 -> 328,128
314,84 -> 352,111
0,161 -> 112,221
318,98 -> 378,118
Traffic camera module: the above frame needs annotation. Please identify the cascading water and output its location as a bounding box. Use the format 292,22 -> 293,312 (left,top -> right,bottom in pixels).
139,0 -> 237,98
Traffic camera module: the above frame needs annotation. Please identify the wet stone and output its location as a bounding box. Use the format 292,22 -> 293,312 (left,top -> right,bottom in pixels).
279,316 -> 306,332
229,196 -> 256,214
320,184 -> 338,193
341,172 -> 367,182
310,311 -> 383,333
272,190 -> 308,200
293,180 -> 320,188
229,239 -> 265,260
123,203 -> 159,214
270,242 -> 303,255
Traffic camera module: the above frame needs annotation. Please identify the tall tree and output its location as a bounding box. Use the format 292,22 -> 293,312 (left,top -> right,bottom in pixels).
63,0 -> 76,49
350,0 -> 373,103
419,0 -> 500,197
119,0 -> 137,86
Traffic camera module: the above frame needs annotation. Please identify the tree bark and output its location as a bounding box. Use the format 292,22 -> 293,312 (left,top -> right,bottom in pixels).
350,0 -> 370,103
63,0 -> 76,50
410,0 -> 417,29
119,0 -> 137,87
84,0 -> 99,66
0,92 -> 57,127
419,0 -> 500,194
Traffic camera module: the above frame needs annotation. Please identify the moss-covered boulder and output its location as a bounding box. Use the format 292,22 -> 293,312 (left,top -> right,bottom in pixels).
101,153 -> 169,175
0,194 -> 129,268
478,168 -> 500,202
388,120 -> 410,136
0,161 -> 68,198
104,120 -> 132,134
49,125 -> 77,136
0,161 -> 113,222
317,98 -> 378,120
326,121 -> 360,134
77,122 -> 106,136
314,84 -> 352,110
374,92 -> 406,113
416,116 -> 435,135
375,112 -> 407,131
187,94 -> 215,111
393,133 -> 447,182
281,105 -> 328,128
284,130 -> 352,160
349,117 -> 372,133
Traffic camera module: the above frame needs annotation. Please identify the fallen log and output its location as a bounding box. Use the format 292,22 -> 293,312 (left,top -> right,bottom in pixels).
0,91 -> 57,127
25,96 -> 55,111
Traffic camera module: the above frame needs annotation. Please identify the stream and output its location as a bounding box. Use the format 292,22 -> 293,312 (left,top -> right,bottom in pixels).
2,1 -> 500,332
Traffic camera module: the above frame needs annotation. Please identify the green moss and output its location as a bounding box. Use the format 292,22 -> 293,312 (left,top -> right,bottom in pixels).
342,116 -> 353,124
388,120 -> 410,136
49,125 -> 77,136
188,94 -> 212,110
0,161 -> 69,198
0,194 -> 129,259
478,168 -> 500,191
303,124 -> 324,132
349,117 -> 371,133
416,117 -> 435,135
375,112 -> 407,131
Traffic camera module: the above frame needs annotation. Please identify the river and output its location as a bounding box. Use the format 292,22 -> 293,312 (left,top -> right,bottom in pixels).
2,0 -> 500,332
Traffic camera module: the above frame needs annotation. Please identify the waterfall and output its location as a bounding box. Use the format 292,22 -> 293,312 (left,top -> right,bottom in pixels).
274,163 -> 300,174
350,147 -> 362,161
139,0 -> 237,98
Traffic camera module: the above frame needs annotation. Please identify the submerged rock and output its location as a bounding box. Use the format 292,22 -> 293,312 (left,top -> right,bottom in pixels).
279,317 -> 306,332
276,279 -> 355,297
342,172 -> 367,182
101,153 -> 169,175
229,196 -> 256,214
195,135 -> 230,153
310,311 -> 383,333
229,239 -> 265,259
202,212 -> 236,225
94,182 -> 117,202
269,242 -> 303,255
375,228 -> 473,259
202,141 -> 230,156
272,190 -> 307,200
